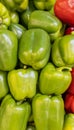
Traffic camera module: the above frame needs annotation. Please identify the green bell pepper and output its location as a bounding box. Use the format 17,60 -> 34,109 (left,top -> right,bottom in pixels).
63,113 -> 74,130
1,0 -> 28,12
0,71 -> 9,99
33,0 -> 56,10
0,29 -> 18,71
39,62 -> 72,95
28,10 -> 62,33
0,2 -> 10,29
32,93 -> 64,130
51,35 -> 74,67
9,23 -> 26,39
19,28 -> 51,70
8,68 -> 38,100
0,94 -> 31,130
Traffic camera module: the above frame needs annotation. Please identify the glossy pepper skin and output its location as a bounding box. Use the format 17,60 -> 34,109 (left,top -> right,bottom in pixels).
9,23 -> 26,39
0,71 -> 9,99
19,28 -> 51,70
32,93 -> 64,130
63,113 -> 74,130
0,94 -> 31,130
33,0 -> 56,10
1,0 -> 28,12
8,68 -> 38,100
28,10 -> 62,34
54,0 -> 74,26
0,29 -> 18,71
0,2 -> 10,29
39,62 -> 72,95
51,35 -> 74,67
27,126 -> 36,130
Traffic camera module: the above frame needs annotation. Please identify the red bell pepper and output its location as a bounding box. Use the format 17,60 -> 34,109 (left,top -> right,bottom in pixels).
54,0 -> 74,26
65,27 -> 74,35
66,68 -> 74,95
64,92 -> 74,113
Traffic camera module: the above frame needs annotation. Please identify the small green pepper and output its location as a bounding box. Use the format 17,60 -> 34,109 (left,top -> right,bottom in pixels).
39,62 -> 72,95
8,68 -> 38,100
51,35 -> 74,67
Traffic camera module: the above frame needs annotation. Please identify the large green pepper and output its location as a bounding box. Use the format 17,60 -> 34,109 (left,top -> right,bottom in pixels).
1,0 -> 28,12
33,0 -> 56,10
32,93 -> 64,130
8,68 -> 38,100
51,35 -> 74,67
0,29 -> 18,71
39,62 -> 72,95
9,11 -> 19,24
0,94 -> 31,130
63,113 -> 74,130
0,71 -> 9,99
28,10 -> 62,34
0,2 -> 10,29
19,28 -> 51,70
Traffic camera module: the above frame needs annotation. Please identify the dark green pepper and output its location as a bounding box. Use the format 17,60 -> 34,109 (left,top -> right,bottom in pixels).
33,0 -> 56,10
32,93 -> 64,130
8,68 -> 38,100
20,0 -> 35,27
0,94 -> 31,130
39,62 -> 72,95
28,10 -> 62,33
19,28 -> 51,70
51,35 -> 74,67
0,2 -> 10,29
0,71 -> 9,99
0,29 -> 18,71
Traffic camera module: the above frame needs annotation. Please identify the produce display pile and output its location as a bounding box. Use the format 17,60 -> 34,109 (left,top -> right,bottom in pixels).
0,0 -> 74,130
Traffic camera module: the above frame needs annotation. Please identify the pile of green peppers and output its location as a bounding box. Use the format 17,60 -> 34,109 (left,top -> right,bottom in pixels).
0,0 -> 74,130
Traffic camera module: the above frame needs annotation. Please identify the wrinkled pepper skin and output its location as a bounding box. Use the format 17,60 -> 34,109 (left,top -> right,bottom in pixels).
0,94 -> 31,130
32,94 -> 64,130
0,71 -> 9,99
8,68 -> 38,100
0,2 -> 10,29
39,62 -> 72,95
33,0 -> 56,10
28,10 -> 62,33
9,23 -> 26,39
19,28 -> 51,70
63,113 -> 74,130
1,0 -> 28,12
0,29 -> 18,71
51,35 -> 74,67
